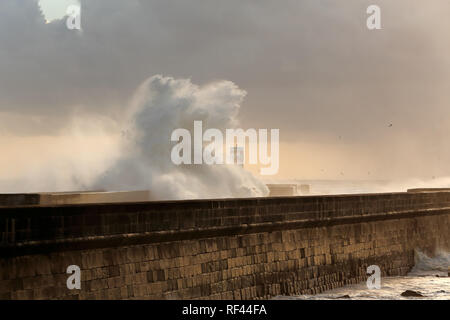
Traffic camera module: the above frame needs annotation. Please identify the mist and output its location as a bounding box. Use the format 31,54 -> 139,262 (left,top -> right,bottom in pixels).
93,75 -> 268,199
2,0 -> 450,196
0,75 -> 268,199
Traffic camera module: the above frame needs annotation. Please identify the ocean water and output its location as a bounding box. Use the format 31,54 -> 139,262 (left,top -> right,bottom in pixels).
274,251 -> 450,300
266,180 -> 450,300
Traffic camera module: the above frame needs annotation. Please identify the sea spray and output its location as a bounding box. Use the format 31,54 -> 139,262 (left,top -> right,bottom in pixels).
94,75 -> 268,200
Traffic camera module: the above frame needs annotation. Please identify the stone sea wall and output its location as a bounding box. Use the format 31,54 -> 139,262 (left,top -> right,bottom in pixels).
1,192 -> 449,299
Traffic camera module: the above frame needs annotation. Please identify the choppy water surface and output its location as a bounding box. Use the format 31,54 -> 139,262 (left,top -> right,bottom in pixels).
275,251 -> 450,300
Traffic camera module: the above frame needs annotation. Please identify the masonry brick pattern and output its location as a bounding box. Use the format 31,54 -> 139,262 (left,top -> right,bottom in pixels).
1,192 -> 449,299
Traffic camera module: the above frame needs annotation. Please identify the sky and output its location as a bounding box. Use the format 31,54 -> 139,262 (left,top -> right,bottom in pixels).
1,0 -> 450,194
39,0 -> 80,22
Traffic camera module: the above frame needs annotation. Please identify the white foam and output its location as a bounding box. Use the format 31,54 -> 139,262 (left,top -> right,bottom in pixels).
408,250 -> 450,276
274,250 -> 450,300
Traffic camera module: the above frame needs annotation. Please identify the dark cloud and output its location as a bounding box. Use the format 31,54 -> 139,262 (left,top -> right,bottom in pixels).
1,0 -> 450,179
